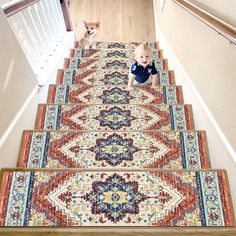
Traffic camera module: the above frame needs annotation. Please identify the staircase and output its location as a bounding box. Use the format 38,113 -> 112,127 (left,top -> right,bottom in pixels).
0,41 -> 235,235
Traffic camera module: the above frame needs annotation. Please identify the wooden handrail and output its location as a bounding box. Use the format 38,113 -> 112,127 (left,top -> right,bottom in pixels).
3,0 -> 40,17
172,0 -> 236,45
60,0 -> 73,31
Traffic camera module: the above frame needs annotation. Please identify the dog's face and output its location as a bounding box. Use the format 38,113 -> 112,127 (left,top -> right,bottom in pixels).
84,21 -> 100,36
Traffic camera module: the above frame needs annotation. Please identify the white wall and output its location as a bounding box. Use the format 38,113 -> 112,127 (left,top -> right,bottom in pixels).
0,8 -> 38,145
0,8 -> 75,167
153,0 -> 236,215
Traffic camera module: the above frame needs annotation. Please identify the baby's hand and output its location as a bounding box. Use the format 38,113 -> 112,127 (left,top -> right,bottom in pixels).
151,84 -> 158,90
127,85 -> 134,91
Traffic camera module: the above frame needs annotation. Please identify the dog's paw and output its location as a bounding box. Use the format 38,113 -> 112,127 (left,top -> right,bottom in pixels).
84,46 -> 89,49
92,45 -> 96,49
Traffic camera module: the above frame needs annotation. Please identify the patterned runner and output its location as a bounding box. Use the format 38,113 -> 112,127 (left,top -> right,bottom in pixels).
64,57 -> 168,70
47,85 -> 183,104
0,169 -> 234,226
35,104 -> 194,131
18,130 -> 210,169
70,48 -> 163,59
74,41 -> 159,49
56,69 -> 175,86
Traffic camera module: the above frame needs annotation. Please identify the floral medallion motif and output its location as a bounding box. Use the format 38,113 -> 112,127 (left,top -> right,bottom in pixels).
107,50 -> 127,57
96,106 -> 135,130
82,173 -> 147,223
102,72 -> 128,85
89,133 -> 140,166
105,60 -> 129,70
99,87 -> 134,104
107,42 -> 126,49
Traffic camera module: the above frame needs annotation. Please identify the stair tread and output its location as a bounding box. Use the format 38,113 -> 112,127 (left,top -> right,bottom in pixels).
64,57 -> 168,70
0,168 -> 234,226
70,48 -> 163,59
18,130 -> 210,169
35,104 -> 194,131
47,84 -> 183,105
56,69 -> 175,86
74,41 -> 159,49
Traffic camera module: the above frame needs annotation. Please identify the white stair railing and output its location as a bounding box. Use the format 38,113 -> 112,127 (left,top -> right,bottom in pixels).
2,0 -> 67,82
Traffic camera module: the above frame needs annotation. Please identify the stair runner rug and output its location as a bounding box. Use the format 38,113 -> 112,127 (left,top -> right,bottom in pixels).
69,48 -> 163,59
36,104 -> 194,131
47,85 -> 183,105
64,57 -> 168,71
57,69 -> 175,86
74,41 -> 159,50
0,169 -> 234,226
18,130 -> 209,169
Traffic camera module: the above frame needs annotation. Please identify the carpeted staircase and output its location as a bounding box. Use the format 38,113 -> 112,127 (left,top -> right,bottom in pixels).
0,41 -> 235,234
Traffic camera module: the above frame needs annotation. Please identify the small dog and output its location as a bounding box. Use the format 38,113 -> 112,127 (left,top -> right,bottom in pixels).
80,21 -> 100,49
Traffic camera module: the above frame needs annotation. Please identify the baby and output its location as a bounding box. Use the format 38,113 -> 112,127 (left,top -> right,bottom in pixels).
127,43 -> 158,91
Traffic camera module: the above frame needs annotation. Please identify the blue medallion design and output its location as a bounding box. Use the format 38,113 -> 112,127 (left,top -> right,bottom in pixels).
82,174 -> 147,223
105,60 -> 129,70
96,106 -> 135,130
102,72 -> 128,85
89,133 -> 140,166
107,50 -> 127,58
108,43 -> 125,49
100,87 -> 134,104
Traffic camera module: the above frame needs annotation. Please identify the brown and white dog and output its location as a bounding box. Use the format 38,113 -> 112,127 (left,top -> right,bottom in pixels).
80,21 -> 100,49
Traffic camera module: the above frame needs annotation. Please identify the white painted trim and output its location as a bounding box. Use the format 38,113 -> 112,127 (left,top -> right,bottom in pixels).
155,26 -> 236,163
0,85 -> 38,148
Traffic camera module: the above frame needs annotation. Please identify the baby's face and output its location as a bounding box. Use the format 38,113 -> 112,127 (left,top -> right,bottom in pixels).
135,48 -> 152,68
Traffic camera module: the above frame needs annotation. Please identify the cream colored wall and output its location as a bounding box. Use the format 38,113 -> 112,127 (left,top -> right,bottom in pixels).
153,0 -> 236,152
187,0 -> 236,26
153,0 -> 236,214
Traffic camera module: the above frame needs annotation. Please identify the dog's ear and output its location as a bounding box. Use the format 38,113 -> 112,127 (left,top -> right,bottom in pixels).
96,22 -> 100,28
83,20 -> 87,27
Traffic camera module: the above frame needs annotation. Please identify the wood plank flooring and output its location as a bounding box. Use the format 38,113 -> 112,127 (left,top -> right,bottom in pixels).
68,0 -> 156,42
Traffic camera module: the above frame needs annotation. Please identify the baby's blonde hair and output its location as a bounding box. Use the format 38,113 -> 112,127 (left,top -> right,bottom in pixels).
133,43 -> 152,60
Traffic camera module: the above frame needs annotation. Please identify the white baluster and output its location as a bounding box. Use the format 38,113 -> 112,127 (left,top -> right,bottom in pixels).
26,5 -> 48,65
47,0 -> 65,39
53,0 -> 66,33
5,0 -> 72,81
38,1 -> 57,46
8,12 -> 41,74
41,0 -> 58,38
